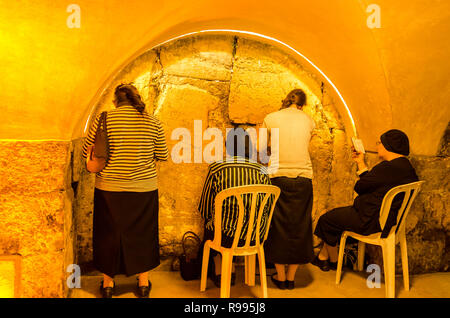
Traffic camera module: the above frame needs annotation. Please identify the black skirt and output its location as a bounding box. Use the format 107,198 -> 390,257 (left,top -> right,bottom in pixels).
93,188 -> 160,277
264,176 -> 314,264
314,206 -> 381,247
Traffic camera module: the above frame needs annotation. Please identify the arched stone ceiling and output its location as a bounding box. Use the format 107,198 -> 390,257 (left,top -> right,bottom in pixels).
0,0 -> 448,155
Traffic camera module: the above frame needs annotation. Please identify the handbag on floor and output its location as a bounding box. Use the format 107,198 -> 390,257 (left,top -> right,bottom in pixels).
86,111 -> 109,173
179,231 -> 202,281
343,241 -> 359,270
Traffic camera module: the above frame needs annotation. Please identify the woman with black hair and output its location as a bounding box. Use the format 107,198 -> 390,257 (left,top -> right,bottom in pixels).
82,83 -> 169,298
198,128 -> 273,288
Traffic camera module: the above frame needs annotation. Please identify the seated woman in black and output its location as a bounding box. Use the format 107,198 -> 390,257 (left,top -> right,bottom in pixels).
312,129 -> 419,271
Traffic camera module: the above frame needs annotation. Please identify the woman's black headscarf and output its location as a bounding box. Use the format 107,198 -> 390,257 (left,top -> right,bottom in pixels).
380,129 -> 410,156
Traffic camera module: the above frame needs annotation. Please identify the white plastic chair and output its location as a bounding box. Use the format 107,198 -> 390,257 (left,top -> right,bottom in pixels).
200,185 -> 281,298
336,181 -> 424,298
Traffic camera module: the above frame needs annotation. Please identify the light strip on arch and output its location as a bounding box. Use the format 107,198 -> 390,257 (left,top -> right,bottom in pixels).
154,29 -> 357,136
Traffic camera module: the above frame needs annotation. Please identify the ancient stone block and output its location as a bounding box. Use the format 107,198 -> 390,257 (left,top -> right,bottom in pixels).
160,75 -> 231,129
0,191 -> 68,297
321,85 -> 334,107
228,38 -> 321,124
159,35 -> 234,81
96,50 -> 159,112
159,216 -> 204,256
322,131 -> 357,229
21,253 -> 64,297
72,153 -> 95,265
323,103 -> 344,130
0,141 -> 70,194
156,83 -> 218,126
365,154 -> 449,274
0,140 -> 72,297
371,227 -> 447,274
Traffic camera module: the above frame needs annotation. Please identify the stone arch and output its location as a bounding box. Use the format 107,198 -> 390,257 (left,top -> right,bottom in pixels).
73,30 -> 360,140
71,32 -> 359,266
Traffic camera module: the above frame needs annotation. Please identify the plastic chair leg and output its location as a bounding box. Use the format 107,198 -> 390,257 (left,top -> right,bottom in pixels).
200,243 -> 210,292
247,254 -> 256,286
382,240 -> 396,298
244,256 -> 249,285
357,241 -> 366,271
257,247 -> 268,298
399,233 -> 410,291
336,233 -> 347,284
220,251 -> 233,298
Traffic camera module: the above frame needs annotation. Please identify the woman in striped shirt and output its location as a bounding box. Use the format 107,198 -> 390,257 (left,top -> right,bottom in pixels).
83,84 -> 168,298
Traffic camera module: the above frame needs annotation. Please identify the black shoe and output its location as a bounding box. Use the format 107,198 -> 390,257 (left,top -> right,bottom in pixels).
212,272 -> 236,288
328,261 -> 337,271
311,256 -> 330,272
286,280 -> 295,290
99,281 -> 115,298
136,280 -> 152,298
270,274 -> 286,290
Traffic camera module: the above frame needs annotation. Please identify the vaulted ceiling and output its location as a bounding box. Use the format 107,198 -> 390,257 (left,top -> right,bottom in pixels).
0,0 -> 448,155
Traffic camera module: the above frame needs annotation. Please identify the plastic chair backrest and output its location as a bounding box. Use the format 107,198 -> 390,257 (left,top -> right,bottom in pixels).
213,185 -> 281,250
379,181 -> 424,238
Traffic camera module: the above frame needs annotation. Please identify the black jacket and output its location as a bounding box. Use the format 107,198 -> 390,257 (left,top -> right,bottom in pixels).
353,157 -> 419,236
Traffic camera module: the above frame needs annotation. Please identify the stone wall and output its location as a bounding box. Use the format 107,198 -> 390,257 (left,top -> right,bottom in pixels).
365,151 -> 449,274
71,34 -> 356,269
0,141 -> 74,297
72,34 -> 448,275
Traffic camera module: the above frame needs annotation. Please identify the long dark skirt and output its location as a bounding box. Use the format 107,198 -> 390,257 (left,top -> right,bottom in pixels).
314,206 -> 381,247
264,176 -> 314,264
93,188 -> 160,277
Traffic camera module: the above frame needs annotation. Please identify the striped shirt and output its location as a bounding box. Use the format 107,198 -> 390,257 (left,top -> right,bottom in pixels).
198,156 -> 273,242
82,105 -> 169,192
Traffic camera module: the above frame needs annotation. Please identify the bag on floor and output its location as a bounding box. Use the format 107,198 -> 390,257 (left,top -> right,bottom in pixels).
179,231 -> 202,281
343,241 -> 359,270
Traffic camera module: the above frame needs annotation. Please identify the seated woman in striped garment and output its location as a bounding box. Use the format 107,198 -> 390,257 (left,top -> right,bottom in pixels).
198,129 -> 273,288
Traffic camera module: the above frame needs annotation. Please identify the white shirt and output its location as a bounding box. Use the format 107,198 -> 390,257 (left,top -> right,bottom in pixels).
263,107 -> 316,179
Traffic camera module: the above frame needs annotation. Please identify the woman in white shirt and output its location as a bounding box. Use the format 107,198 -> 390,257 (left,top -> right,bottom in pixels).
263,89 -> 316,290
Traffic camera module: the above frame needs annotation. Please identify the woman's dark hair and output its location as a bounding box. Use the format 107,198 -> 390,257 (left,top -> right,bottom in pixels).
281,88 -> 307,109
226,128 -> 254,159
114,83 -> 146,113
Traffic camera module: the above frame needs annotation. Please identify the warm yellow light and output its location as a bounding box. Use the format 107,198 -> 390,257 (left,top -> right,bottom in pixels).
0,261 -> 15,298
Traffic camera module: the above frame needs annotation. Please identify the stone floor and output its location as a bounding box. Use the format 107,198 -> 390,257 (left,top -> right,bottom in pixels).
70,263 -> 450,298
